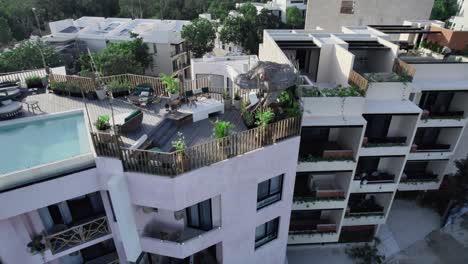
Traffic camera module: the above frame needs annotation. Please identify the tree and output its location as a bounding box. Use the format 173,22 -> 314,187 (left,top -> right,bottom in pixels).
286,6 -> 304,29
219,16 -> 245,47
81,36 -> 150,76
448,155 -> 468,205
181,18 -> 216,58
0,17 -> 13,45
256,9 -> 282,41
239,2 -> 257,20
208,0 -> 235,22
430,0 -> 459,22
0,40 -> 64,72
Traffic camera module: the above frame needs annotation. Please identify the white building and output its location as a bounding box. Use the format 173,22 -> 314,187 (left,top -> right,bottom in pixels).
260,22 -> 468,244
237,0 -> 308,23
45,17 -> 192,79
305,0 -> 435,31
449,0 -> 468,30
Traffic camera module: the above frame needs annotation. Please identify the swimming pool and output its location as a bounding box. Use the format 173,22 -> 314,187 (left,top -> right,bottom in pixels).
0,110 -> 92,175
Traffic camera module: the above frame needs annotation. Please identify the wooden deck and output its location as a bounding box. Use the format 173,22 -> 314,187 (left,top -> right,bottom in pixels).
15,92 -> 246,148
18,93 -> 167,146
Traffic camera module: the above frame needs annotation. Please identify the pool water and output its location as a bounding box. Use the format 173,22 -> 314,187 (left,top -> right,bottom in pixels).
0,112 -> 92,174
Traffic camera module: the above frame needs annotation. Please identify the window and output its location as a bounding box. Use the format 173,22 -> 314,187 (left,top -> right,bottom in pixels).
255,217 -> 279,249
186,199 -> 213,231
340,0 -> 355,14
257,174 -> 284,210
152,43 -> 157,54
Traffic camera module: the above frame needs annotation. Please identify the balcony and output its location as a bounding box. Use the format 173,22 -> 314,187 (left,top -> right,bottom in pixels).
293,172 -> 348,210
44,216 -> 111,255
362,136 -> 406,148
288,209 -> 341,244
339,225 -> 376,243
343,194 -> 389,225
418,91 -> 468,127
410,127 -> 462,159
399,160 -> 445,191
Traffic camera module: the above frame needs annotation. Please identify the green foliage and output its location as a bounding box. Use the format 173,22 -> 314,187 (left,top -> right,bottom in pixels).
95,115 -> 111,131
208,0 -> 236,21
160,73 -> 180,94
50,81 -> 81,94
243,111 -> 255,127
0,17 -> 12,45
27,234 -> 45,254
255,108 -> 275,127
303,85 -> 364,97
448,155 -> 468,205
106,80 -> 131,93
25,75 -> 43,88
345,239 -> 385,264
212,120 -> 235,139
239,3 -> 257,20
82,36 -> 150,76
172,132 -> 187,151
219,16 -> 245,47
286,6 -> 304,29
0,40 -> 64,72
256,9 -> 282,41
430,0 -> 459,21
284,101 -> 301,117
181,18 -> 216,58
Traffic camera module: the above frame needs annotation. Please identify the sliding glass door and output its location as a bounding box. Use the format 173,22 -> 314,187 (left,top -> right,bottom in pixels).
186,199 -> 213,231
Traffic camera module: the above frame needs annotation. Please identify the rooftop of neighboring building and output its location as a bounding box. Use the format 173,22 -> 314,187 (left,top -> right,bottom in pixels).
47,17 -> 190,44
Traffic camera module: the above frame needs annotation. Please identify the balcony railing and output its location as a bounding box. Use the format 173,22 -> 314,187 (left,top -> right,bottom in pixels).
362,136 -> 407,147
290,219 -> 337,234
401,172 -> 438,183
92,116 -> 301,176
421,110 -> 464,120
355,171 -> 395,183
44,216 -> 110,254
144,226 -> 221,245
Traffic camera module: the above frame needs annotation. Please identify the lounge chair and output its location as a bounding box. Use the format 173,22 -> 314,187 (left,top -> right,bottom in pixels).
127,84 -> 156,106
185,90 -> 197,106
0,100 -> 23,119
114,109 -> 144,134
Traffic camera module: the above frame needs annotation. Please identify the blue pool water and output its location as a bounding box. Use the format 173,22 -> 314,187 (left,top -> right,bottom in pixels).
0,112 -> 92,174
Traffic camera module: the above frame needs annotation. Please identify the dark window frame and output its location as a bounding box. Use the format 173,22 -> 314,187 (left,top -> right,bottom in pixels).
255,217 -> 280,249
257,174 -> 284,210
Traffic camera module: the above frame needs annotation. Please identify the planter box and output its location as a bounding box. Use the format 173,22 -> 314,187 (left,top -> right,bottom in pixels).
322,149 -> 354,159
316,190 -> 345,199
301,97 -> 365,117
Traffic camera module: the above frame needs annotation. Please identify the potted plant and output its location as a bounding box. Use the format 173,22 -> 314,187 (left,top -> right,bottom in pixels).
95,86 -> 107,100
107,80 -> 131,97
160,73 -> 180,100
25,75 -> 44,89
255,108 -> 275,144
212,120 -> 235,157
233,91 -> 242,109
223,91 -> 232,110
172,132 -> 189,172
95,115 -> 111,132
27,234 -> 45,254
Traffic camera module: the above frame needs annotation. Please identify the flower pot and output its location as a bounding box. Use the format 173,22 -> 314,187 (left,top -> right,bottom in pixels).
170,93 -> 179,101
176,154 -> 190,172
233,99 -> 241,110
96,89 -> 107,100
224,99 -> 232,110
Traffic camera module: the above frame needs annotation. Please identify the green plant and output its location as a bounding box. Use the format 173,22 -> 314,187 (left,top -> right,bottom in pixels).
345,238 -> 385,264
160,73 -> 180,95
284,101 -> 301,117
279,90 -> 293,107
234,91 -> 241,100
172,132 -> 187,152
212,120 -> 235,139
95,115 -> 111,131
243,111 -> 255,127
25,75 -> 43,88
27,235 -> 45,254
106,80 -> 131,93
255,108 -> 275,127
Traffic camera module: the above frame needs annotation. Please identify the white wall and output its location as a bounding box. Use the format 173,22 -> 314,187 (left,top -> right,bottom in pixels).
305,0 -> 434,31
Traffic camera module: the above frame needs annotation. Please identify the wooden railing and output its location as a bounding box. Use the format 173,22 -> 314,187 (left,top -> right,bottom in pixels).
44,216 -> 110,254
49,73 -> 211,98
348,70 -> 368,93
90,132 -> 123,158
393,58 -> 417,80
93,116 -> 301,177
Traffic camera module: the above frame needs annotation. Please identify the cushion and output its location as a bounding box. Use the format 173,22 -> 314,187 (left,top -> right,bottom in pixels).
201,87 -> 209,93
1,99 -> 12,106
140,91 -> 149,97
185,90 -> 194,97
124,109 -> 142,122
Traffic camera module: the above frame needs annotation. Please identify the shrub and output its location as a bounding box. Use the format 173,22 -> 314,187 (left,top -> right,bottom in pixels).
106,80 -> 131,93
255,108 -> 275,127
25,75 -> 43,88
345,239 -> 385,264
95,115 -> 111,131
172,132 -> 187,151
284,101 -> 301,117
160,73 -> 180,95
243,111 -> 255,127
212,120 -> 235,139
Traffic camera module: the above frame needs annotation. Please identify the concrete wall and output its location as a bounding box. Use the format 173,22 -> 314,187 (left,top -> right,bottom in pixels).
305,0 -> 434,31
259,32 -> 293,65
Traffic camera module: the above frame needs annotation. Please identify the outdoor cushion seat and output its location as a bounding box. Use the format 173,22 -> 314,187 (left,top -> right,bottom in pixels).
0,101 -> 22,119
114,110 -> 144,134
